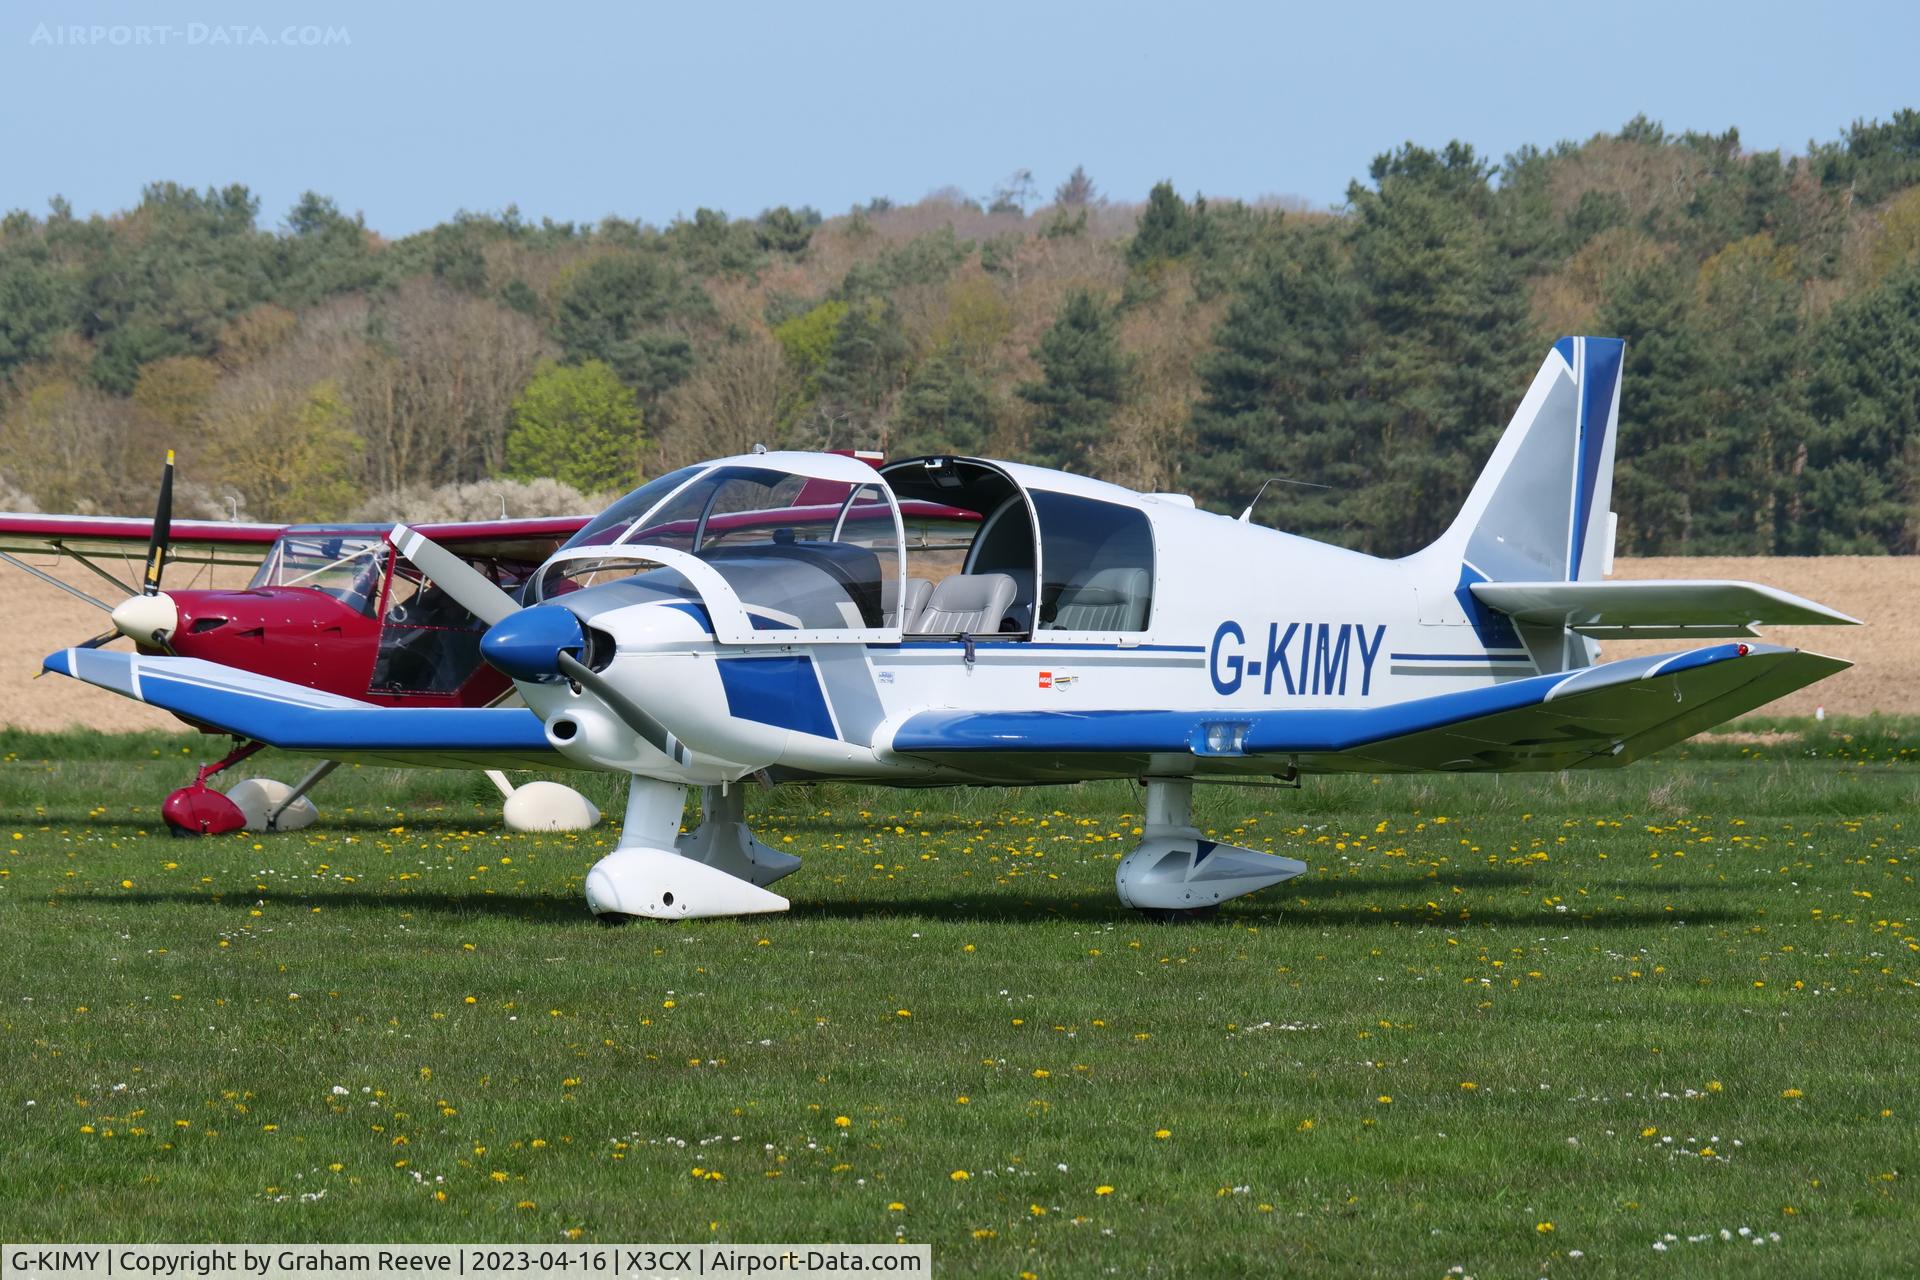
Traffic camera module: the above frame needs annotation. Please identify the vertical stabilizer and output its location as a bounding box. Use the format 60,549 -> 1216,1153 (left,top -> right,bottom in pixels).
1430,336 -> 1623,583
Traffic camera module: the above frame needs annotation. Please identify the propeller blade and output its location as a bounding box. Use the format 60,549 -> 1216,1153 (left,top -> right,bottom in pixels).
142,450 -> 175,597
390,524 -> 523,626
555,650 -> 689,766
77,629 -> 121,650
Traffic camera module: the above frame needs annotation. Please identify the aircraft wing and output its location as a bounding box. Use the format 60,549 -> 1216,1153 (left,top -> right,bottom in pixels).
1470,579 -> 1859,638
886,643 -> 1849,781
0,512 -> 285,566
404,516 -> 592,564
42,648 -> 569,771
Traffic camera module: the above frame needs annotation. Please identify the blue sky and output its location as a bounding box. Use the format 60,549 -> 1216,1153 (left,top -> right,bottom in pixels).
2,0 -> 1913,235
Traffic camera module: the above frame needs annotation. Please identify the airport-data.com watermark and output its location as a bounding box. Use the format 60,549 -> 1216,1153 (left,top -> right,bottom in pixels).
28,21 -> 350,48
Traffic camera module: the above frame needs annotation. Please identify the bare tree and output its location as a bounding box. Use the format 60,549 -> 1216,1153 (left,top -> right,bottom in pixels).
654,326 -> 787,469
349,280 -> 553,491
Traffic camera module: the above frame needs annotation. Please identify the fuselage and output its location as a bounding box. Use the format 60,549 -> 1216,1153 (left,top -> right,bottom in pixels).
488,453 -> 1551,787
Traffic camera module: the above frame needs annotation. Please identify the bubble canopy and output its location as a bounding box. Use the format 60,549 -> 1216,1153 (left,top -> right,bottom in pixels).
536,452 -> 910,643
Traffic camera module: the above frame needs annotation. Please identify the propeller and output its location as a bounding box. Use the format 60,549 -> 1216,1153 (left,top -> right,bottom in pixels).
60,452 -> 179,652
390,524 -> 523,625
398,523 -> 691,767
143,450 -> 175,597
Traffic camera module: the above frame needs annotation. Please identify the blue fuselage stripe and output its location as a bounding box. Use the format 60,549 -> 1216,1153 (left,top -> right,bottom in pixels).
892,644 -> 1749,755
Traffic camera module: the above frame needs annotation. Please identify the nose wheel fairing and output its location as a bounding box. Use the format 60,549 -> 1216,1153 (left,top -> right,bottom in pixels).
584,777 -> 793,920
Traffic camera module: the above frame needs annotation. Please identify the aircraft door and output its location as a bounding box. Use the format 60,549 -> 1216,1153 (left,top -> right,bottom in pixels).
370,558 -> 492,695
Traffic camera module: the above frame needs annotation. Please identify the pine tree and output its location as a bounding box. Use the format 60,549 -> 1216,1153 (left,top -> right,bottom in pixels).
895,354 -> 994,457
1344,143 -> 1533,554
1800,262 -> 1920,551
1019,290 -> 1128,471
1596,263 -> 1713,553
1188,231 -> 1366,540
1128,182 -> 1195,267
1054,166 -> 1099,207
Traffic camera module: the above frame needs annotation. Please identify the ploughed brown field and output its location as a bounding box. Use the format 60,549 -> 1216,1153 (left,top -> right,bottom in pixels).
0,554 -> 1905,732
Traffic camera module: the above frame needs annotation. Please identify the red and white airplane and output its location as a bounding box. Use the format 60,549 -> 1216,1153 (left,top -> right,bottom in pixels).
0,454 -> 597,833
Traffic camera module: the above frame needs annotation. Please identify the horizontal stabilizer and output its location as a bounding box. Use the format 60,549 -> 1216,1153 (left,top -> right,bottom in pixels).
42,648 -> 564,770
1469,579 -> 1860,638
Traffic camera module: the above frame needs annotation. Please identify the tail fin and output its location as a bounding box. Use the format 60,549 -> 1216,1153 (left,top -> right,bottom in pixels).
1430,336 -> 1623,583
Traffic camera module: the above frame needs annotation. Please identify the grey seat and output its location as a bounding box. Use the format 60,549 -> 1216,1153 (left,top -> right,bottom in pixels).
1050,566 -> 1151,632
911,573 -> 1016,635
880,576 -> 933,630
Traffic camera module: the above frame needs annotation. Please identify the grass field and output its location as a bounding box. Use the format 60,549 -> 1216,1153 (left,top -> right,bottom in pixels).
1,724 -> 1916,1277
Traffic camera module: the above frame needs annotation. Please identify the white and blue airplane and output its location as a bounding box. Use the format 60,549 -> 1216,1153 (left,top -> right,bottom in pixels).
46,338 -> 1858,920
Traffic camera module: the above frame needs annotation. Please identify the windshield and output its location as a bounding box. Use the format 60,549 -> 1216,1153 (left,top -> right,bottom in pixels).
249,534 -> 388,616
538,464 -> 907,634
557,466 -> 707,552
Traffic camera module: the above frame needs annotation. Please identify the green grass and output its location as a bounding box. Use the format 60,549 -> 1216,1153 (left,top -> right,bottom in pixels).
2,724 -> 1917,1276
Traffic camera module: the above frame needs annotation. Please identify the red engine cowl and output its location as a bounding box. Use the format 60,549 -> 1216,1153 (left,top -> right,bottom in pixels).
162,783 -> 247,837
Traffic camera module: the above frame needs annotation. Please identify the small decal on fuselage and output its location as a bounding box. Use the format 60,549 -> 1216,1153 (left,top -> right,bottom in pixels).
1209,621 -> 1388,698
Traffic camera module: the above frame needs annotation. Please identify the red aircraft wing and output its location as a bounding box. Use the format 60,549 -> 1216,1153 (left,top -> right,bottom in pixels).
0,512 -> 286,566
402,516 -> 592,564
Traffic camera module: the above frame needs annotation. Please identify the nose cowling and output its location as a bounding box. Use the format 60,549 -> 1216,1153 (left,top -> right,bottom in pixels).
480,605 -> 589,680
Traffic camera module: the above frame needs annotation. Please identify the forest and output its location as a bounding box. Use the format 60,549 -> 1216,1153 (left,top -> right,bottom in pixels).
2,111 -> 1918,555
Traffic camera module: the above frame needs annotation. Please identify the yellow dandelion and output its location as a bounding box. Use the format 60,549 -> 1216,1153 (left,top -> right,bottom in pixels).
950,1169 -> 970,1181
1536,1221 -> 1554,1233
1095,1185 -> 1114,1196
490,1170 -> 508,1182
833,1115 -> 851,1128
1782,1087 -> 1804,1099
1153,1128 -> 1171,1139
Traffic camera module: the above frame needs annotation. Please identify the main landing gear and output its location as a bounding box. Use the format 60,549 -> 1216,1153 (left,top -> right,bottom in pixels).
161,747 -> 600,838
1114,777 -> 1307,919
161,742 -> 324,836
584,779 -> 800,920
582,774 -> 1306,922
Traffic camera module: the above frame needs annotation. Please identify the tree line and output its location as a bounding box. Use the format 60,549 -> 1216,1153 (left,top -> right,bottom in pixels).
2,115 -> 1919,553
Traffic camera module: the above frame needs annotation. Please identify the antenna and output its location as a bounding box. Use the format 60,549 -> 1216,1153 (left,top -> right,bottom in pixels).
1237,476 -> 1331,524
